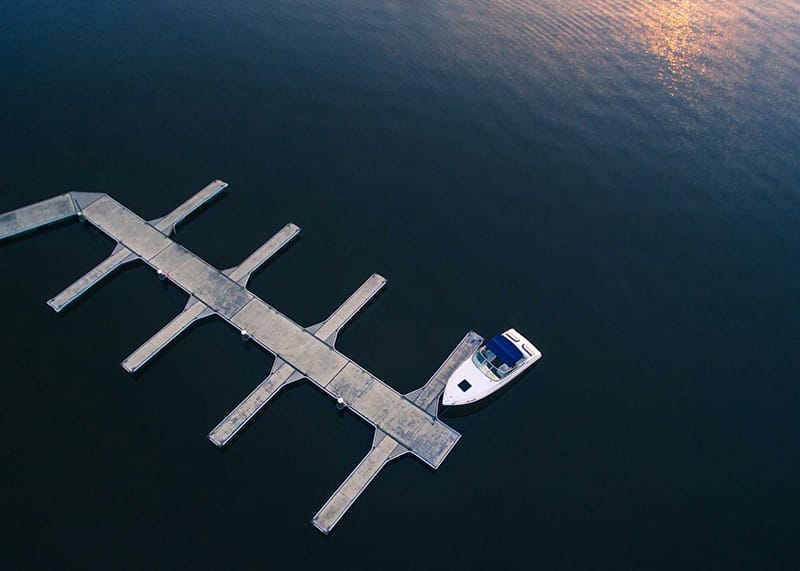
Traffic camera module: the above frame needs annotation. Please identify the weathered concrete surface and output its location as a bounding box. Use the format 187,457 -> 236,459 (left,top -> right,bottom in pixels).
121,299 -> 212,373
72,193 -> 459,468
226,223 -> 300,286
153,180 -> 228,235
231,300 -> 349,382
312,430 -> 406,534
0,194 -> 76,240
82,196 -> 172,260
150,242 -> 254,318
45,184 -> 231,314
312,331 -> 482,534
209,273 -> 382,447
207,359 -> 302,447
312,273 -> 386,345
0,184 -> 471,535
47,246 -> 137,312
122,224 -> 300,373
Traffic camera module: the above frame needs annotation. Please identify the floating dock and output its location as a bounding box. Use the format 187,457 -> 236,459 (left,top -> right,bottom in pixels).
0,182 -> 482,534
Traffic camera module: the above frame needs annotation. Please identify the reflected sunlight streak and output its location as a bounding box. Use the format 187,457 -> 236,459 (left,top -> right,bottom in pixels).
633,0 -> 748,97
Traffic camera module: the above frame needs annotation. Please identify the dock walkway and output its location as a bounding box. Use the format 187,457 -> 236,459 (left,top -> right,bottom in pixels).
312,330 -> 482,533
0,182 -> 477,534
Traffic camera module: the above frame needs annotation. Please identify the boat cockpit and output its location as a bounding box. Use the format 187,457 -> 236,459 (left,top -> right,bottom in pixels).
472,334 -> 525,381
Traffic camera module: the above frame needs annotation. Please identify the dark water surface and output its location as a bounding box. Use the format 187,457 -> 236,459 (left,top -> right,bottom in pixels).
1,1 -> 798,568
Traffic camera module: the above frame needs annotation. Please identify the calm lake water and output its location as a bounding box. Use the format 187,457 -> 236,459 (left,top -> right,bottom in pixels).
1,1 -> 798,569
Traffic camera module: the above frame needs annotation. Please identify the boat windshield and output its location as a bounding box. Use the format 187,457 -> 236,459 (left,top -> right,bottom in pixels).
472,346 -> 515,380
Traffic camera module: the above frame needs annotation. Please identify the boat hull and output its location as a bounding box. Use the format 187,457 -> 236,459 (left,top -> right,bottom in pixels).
442,329 -> 541,406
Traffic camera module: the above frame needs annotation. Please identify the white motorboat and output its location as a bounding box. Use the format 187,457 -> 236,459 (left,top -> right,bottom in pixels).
442,328 -> 541,406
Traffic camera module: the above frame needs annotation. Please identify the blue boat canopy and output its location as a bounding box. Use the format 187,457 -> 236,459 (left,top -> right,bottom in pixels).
485,334 -> 523,366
